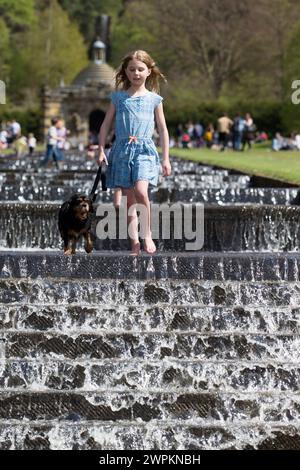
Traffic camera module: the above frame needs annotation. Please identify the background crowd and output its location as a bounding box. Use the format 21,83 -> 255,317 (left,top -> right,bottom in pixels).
2,110 -> 300,166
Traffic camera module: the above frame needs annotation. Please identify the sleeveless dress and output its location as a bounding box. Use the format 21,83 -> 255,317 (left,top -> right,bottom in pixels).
106,90 -> 163,189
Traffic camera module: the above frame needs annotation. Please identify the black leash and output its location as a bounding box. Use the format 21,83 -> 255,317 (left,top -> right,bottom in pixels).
90,164 -> 107,202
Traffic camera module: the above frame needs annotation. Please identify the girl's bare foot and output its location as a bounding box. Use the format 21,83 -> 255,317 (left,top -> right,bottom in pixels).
130,241 -> 141,256
143,237 -> 156,254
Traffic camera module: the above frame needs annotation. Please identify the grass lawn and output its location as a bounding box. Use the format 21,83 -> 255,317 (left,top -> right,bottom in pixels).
168,143 -> 300,185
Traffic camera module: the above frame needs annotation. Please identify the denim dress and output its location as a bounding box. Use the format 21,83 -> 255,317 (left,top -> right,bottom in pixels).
106,90 -> 163,189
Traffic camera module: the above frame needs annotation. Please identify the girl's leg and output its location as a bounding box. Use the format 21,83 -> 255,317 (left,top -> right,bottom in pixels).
122,187 -> 141,255
113,187 -> 122,209
134,180 -> 156,254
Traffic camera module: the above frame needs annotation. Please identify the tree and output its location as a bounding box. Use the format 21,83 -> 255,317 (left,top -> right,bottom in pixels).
280,18 -> 300,131
9,0 -> 88,105
0,0 -> 35,93
0,18 -> 10,82
0,0 -> 35,30
113,0 -> 254,99
250,0 -> 300,100
58,0 -> 123,44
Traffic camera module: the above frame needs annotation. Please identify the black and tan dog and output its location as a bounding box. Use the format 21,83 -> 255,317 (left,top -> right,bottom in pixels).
58,194 -> 94,255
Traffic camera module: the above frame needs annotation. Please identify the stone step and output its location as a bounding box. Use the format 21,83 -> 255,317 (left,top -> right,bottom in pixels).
1,304 -> 299,335
0,390 -> 300,424
2,161 -> 289,194
0,183 -> 112,202
0,360 -> 299,393
1,154 -> 298,452
0,183 -> 299,205
0,158 -> 238,178
1,420 -> 299,450
0,203 -> 300,251
0,168 -> 96,177
0,278 -> 299,306
159,187 -> 299,205
1,330 -> 299,362
0,167 -> 250,187
1,251 -> 300,281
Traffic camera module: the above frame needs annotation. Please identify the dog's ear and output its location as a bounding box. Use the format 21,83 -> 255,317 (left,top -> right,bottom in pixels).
69,194 -> 80,207
60,200 -> 70,214
70,193 -> 79,202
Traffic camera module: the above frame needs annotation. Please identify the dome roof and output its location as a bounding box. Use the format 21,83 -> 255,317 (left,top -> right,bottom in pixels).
72,62 -> 115,87
93,39 -> 105,49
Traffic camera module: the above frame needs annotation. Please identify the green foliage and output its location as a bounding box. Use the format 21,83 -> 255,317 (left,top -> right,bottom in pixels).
283,20 -> 300,93
107,0 -> 300,133
0,0 -> 35,29
0,0 -> 35,94
111,23 -> 155,67
1,0 -> 300,135
280,19 -> 300,132
8,0 -> 88,104
280,103 -> 300,134
0,18 -> 10,81
109,1 -> 159,66
58,0 -> 122,44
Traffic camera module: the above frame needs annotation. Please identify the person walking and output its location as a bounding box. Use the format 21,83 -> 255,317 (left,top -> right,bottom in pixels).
242,113 -> 256,151
39,118 -> 61,169
217,112 -> 233,151
98,50 -> 171,255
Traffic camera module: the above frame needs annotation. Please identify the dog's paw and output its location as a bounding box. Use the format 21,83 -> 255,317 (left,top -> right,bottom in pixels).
85,243 -> 93,254
64,248 -> 75,255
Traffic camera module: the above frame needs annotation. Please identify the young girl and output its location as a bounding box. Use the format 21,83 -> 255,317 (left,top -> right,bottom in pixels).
98,50 -> 171,255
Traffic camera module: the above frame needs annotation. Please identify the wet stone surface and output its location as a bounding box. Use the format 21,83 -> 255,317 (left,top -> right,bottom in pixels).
0,360 -> 299,393
1,421 -> 300,449
1,304 -> 300,334
1,156 -> 300,449
0,203 -> 300,251
2,389 -> 300,423
1,330 -> 300,362
0,278 -> 299,307
1,251 -> 300,281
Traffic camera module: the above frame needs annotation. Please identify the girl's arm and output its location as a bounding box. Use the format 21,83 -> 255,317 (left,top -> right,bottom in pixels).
98,102 -> 116,164
155,103 -> 171,176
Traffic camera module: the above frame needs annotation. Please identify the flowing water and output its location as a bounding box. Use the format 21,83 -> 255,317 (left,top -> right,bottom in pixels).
0,153 -> 300,449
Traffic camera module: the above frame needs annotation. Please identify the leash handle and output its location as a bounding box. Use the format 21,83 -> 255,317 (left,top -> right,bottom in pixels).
90,164 -> 107,201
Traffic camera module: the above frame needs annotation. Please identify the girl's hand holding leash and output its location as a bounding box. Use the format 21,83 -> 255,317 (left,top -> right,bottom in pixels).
98,149 -> 108,166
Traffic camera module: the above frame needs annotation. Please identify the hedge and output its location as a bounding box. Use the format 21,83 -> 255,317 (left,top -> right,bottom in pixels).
164,101 -> 295,137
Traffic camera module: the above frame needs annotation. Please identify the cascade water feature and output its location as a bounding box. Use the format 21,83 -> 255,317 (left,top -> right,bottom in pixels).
0,153 -> 300,449
0,202 -> 299,252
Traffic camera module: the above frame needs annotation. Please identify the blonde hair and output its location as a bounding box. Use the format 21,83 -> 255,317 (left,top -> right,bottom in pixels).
115,50 -> 167,93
